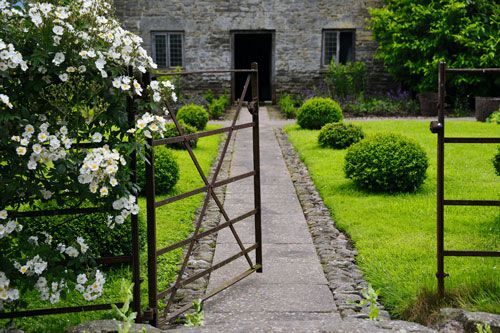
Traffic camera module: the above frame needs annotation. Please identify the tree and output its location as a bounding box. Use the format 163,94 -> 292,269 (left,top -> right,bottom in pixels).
370,0 -> 500,94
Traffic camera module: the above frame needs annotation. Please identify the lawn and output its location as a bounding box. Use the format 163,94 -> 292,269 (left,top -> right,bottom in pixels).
285,120 -> 499,323
2,125 -> 222,332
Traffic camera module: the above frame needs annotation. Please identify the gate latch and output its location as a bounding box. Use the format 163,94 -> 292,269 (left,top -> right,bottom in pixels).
248,101 -> 258,115
430,121 -> 443,134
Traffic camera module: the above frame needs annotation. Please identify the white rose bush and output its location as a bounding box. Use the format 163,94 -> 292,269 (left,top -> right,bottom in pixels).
0,0 -> 177,314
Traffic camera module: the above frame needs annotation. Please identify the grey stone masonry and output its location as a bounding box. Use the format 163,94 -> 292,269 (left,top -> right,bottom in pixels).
114,0 -> 393,98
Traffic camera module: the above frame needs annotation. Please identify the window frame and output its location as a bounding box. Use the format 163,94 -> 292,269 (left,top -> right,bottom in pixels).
151,31 -> 185,69
322,29 -> 356,67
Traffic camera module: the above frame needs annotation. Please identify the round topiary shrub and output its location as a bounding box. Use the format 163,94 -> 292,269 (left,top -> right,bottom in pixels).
494,147 -> 500,176
164,120 -> 198,150
318,122 -> 364,149
176,104 -> 209,130
297,97 -> 343,129
344,133 -> 429,192
137,147 -> 180,195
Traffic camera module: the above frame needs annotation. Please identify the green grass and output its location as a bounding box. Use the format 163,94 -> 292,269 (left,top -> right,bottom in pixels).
2,125 -> 222,332
285,120 -> 499,323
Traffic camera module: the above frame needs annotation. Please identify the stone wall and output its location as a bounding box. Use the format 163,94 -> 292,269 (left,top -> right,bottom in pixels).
114,0 -> 393,100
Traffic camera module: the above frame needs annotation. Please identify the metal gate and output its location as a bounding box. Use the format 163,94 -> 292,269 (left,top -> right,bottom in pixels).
430,62 -> 500,297
143,63 -> 262,326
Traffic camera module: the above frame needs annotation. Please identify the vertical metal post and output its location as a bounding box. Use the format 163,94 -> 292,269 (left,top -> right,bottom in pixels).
436,62 -> 446,298
251,62 -> 263,273
127,68 -> 141,321
143,72 -> 158,326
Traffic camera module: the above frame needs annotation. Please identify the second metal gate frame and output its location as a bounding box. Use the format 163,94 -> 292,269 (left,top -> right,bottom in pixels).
144,63 -> 262,327
430,62 -> 500,297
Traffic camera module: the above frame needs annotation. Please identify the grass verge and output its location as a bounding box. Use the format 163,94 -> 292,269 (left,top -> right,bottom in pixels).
285,120 -> 499,324
2,125 -> 222,332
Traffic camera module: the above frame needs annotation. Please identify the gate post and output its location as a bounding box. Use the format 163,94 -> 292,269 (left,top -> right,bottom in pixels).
251,62 -> 263,273
145,137 -> 158,325
436,62 -> 447,297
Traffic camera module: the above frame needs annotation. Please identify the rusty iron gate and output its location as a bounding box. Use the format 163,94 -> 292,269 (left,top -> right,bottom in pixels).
430,62 -> 500,297
143,63 -> 262,326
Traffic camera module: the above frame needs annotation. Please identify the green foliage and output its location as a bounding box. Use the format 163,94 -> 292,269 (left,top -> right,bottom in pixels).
278,94 -> 300,119
112,281 -> 139,333
344,97 -> 420,117
137,147 -> 180,195
494,147 -> 500,176
20,209 -> 146,257
176,104 -> 209,130
208,95 -> 230,120
369,0 -> 500,94
357,284 -> 381,320
318,122 -> 364,149
486,110 -> 500,124
184,299 -> 204,327
476,323 -> 492,333
325,61 -> 366,99
344,133 -> 429,192
202,90 -> 215,104
297,97 -> 343,129
163,121 -> 198,150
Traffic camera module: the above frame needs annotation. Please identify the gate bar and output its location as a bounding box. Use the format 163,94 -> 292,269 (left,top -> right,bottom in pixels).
251,62 -> 263,273
436,62 -> 446,297
444,250 -> 500,257
157,244 -> 258,300
156,209 -> 257,256
444,200 -> 500,207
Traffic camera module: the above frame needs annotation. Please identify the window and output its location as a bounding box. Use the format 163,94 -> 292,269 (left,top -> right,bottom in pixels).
322,30 -> 355,66
152,32 -> 184,68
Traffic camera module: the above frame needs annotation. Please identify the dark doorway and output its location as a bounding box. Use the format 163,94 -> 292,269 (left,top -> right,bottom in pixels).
234,32 -> 273,102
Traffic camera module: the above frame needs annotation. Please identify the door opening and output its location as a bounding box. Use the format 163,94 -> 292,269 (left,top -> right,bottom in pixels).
233,32 -> 273,102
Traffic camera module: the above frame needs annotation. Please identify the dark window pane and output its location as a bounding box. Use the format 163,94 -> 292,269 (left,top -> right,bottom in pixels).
169,34 -> 183,67
324,31 -> 337,66
154,35 -> 167,68
339,32 -> 354,64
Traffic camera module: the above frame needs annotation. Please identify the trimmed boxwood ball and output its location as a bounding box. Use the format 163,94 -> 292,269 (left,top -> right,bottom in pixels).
318,122 -> 364,149
494,147 -> 500,176
176,103 -> 209,130
164,120 -> 198,150
344,133 -> 429,192
297,97 -> 343,129
137,147 -> 180,195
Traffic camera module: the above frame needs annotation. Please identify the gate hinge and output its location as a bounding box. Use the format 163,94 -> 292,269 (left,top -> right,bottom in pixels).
435,272 -> 449,279
248,101 -> 258,115
143,307 -> 156,321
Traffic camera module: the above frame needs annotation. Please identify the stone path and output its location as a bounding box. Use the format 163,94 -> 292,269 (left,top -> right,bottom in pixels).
181,107 -> 434,332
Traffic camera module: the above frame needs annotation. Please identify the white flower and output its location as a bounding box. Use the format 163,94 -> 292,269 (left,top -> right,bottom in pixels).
153,92 -> 161,103
65,246 -> 79,257
75,284 -> 85,293
27,159 -> 37,170
78,65 -> 86,73
0,94 -> 13,109
37,132 -> 48,142
77,237 -> 88,254
76,274 -> 87,284
52,25 -> 64,36
59,73 -> 69,82
91,132 -> 102,143
95,57 -> 106,70
16,146 -> 27,156
52,52 -> 65,66
0,210 -> 7,220
40,189 -> 53,200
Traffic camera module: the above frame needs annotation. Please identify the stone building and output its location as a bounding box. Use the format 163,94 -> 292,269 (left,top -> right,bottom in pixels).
115,0 -> 390,102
